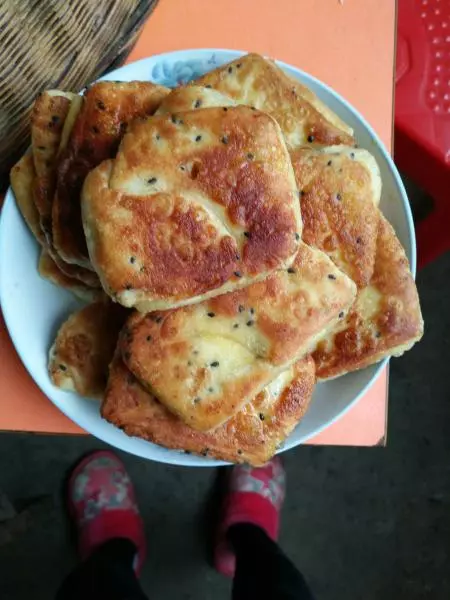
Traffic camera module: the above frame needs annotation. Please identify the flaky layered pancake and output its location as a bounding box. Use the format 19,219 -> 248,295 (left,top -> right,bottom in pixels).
49,302 -> 127,398
119,242 -> 356,431
312,214 -> 424,379
82,106 -> 302,311
52,81 -> 169,269
102,354 -> 315,466
190,53 -> 354,149
291,146 -> 381,288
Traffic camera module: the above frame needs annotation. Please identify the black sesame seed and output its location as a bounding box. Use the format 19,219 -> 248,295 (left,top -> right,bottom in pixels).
236,253 -> 241,260
146,335 -> 152,341
38,145 -> 46,150
233,323 -> 239,329
228,66 -> 233,73
327,160 -> 332,166
185,450 -> 191,454
295,233 -> 300,241
171,114 -> 177,124
234,271 -> 242,278
97,100 -> 106,110
250,308 -> 255,314
208,387 -> 214,393
201,448 -> 209,456
125,284 -> 132,290
299,190 -> 305,197
52,115 -> 60,123
223,107 -> 228,112
195,135 -> 202,142
246,320 -> 254,327
287,267 -> 296,274
336,193 -> 342,201
194,397 -> 201,404
188,360 -> 192,366
194,99 -> 202,108
156,134 -> 160,140
259,413 -> 265,421
210,361 -> 220,367
148,177 -> 157,184
124,351 -> 131,361
375,331 -> 381,338
130,256 -> 135,264
180,165 -> 186,171
247,153 -> 254,160
243,231 -> 250,238
237,63 -> 242,68
356,237 -> 362,244
207,312 -> 215,318
307,135 -> 315,143
339,312 -> 344,319
350,152 -> 355,159
150,314 -> 163,323
92,125 -> 99,134
250,106 -> 256,110
328,274 -> 336,280
205,84 -> 212,88
238,305 -> 245,312
237,449 -> 243,455
59,364 -> 67,371
221,135 -> 229,144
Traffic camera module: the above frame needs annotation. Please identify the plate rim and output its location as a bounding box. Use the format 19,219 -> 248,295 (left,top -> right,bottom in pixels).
0,48 -> 415,466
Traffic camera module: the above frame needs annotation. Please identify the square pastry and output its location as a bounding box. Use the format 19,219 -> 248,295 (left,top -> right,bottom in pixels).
82,106 -> 302,311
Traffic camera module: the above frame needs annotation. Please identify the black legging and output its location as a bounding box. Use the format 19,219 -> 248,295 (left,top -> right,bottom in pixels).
56,524 -> 314,599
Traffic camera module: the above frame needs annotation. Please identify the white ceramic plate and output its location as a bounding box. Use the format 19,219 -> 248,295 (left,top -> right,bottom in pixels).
0,49 -> 415,466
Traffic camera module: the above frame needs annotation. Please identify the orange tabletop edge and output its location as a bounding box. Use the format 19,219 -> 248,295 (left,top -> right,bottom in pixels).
0,0 -> 396,446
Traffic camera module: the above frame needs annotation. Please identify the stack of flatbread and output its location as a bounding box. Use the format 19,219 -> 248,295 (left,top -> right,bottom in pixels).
10,54 -> 423,465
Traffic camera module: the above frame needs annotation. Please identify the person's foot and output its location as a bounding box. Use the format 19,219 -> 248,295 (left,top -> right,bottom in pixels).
67,450 -> 146,574
214,457 -> 286,578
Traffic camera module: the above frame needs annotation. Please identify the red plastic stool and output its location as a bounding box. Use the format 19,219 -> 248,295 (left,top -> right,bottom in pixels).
395,0 -> 450,268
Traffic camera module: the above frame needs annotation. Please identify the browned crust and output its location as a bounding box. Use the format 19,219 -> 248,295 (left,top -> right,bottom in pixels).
313,214 -> 424,378
10,153 -> 46,245
102,354 -> 315,466
10,147 -> 101,289
48,302 -> 128,398
119,242 -> 356,431
30,91 -> 73,241
38,251 -> 105,302
191,53 -> 354,149
82,106 -> 301,310
53,81 -> 169,268
291,147 -> 380,288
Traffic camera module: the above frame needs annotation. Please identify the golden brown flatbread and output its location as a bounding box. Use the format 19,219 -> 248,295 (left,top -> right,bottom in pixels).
30,90 -> 76,244
10,150 -> 101,289
291,146 -> 382,288
102,354 -> 315,466
119,242 -> 356,431
53,81 -> 169,269
190,53 -> 354,149
38,251 -> 105,303
10,153 -> 46,245
49,302 -> 128,398
82,106 -> 302,311
313,214 -> 424,379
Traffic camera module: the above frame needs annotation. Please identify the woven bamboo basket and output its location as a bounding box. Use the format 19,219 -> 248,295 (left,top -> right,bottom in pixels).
0,0 -> 158,191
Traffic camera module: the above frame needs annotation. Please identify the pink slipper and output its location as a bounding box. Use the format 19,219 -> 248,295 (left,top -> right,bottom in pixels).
67,450 -> 146,574
214,457 -> 286,578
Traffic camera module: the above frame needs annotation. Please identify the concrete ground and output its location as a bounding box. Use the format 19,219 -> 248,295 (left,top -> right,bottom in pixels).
0,181 -> 449,599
